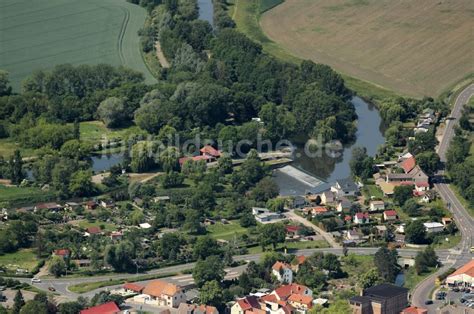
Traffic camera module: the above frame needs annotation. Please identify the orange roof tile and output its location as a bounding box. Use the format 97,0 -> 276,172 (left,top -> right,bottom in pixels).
448,260 -> 474,279
272,261 -> 291,271
288,293 -> 313,307
401,156 -> 416,173
143,280 -> 182,297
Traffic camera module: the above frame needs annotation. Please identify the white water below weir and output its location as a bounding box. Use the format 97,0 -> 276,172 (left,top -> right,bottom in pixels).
276,165 -> 325,188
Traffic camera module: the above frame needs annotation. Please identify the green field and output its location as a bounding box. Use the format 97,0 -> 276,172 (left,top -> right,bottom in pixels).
0,185 -> 55,206
206,221 -> 249,241
0,0 -> 155,90
0,249 -> 38,272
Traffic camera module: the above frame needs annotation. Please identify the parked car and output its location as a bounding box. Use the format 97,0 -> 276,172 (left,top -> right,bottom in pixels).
425,300 -> 433,305
48,287 -> 55,292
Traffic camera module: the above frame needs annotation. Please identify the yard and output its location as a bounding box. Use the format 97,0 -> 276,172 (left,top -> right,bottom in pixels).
0,0 -> 155,91
206,221 -> 249,241
260,0 -> 473,97
76,220 -> 118,233
0,249 -> 39,272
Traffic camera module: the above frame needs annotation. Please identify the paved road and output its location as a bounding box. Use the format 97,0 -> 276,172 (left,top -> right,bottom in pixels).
411,83 -> 474,311
285,210 -> 341,248
21,247 -> 461,302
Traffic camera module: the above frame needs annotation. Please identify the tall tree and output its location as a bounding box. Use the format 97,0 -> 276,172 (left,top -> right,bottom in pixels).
12,290 -> 25,314
374,247 -> 400,283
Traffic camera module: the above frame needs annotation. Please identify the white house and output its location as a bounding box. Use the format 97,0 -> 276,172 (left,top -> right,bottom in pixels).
272,261 -> 293,284
141,280 -> 186,308
331,178 -> 359,197
383,210 -> 398,221
423,222 -> 444,233
353,212 -> 370,225
369,200 -> 385,212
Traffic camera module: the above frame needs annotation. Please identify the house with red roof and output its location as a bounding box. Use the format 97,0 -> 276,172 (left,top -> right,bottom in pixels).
400,156 -> 416,173
272,261 -> 293,283
52,249 -> 70,259
271,283 -> 312,301
287,293 -> 313,310
353,212 -> 369,224
285,225 -> 301,237
291,256 -> 306,272
84,226 -> 102,237
415,181 -> 430,192
178,303 -> 219,314
200,145 -> 221,159
231,296 -> 263,314
383,210 -> 398,221
80,301 -> 120,314
123,282 -> 144,294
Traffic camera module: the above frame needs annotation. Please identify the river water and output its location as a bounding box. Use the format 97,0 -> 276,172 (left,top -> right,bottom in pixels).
275,96 -> 385,195
197,0 -> 214,26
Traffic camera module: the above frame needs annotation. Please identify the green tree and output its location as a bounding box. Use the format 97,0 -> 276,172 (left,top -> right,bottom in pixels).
349,146 -> 374,180
250,177 -> 279,202
416,151 -> 440,176
97,97 -> 126,128
259,223 -> 285,250
374,247 -> 400,283
193,236 -> 222,260
405,220 -> 427,244
57,302 -> 84,314
12,290 -> 25,314
359,268 -> 382,289
104,241 -> 135,272
19,301 -> 47,314
193,256 -> 225,288
0,70 -> 12,96
49,256 -> 66,277
217,155 -> 233,174
393,185 -> 413,206
415,246 -> 438,275
69,170 -> 95,197
10,150 -> 24,185
402,198 -> 421,216
199,280 -> 223,307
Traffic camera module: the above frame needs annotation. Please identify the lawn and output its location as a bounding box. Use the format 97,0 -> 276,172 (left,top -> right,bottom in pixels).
0,0 -> 155,91
79,121 -> 146,146
230,0 -> 400,103
206,221 -> 248,241
363,184 -> 384,199
260,0 -> 473,97
0,249 -> 38,272
77,220 -> 117,232
0,185 -> 55,206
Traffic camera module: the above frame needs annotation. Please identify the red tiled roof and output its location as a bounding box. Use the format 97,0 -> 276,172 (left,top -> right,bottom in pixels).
384,210 -> 397,217
87,226 -> 101,234
295,255 -> 306,265
288,293 -> 313,307
401,156 -> 416,173
123,282 -> 144,293
273,284 -> 310,300
355,212 -> 369,219
344,215 -> 352,221
314,207 -> 328,213
415,181 -> 429,187
200,145 -> 221,157
272,261 -> 291,271
402,306 -> 428,314
80,302 -> 120,314
285,225 -> 301,233
54,249 -> 70,257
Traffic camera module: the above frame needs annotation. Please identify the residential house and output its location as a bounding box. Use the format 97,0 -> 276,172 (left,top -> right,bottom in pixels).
252,207 -> 269,215
383,210 -> 398,221
441,217 -> 453,227
52,249 -> 70,259
291,196 -> 307,209
110,231 -> 123,241
423,222 -> 444,233
415,181 -> 430,193
336,198 -> 352,213
287,293 -> 313,311
346,229 -> 362,241
84,226 -> 102,237
349,284 -> 408,314
312,207 -> 329,216
80,302 -> 120,314
320,191 -> 335,205
409,165 -> 429,184
153,196 -> 171,203
139,222 -> 152,229
100,200 -> 115,209
141,280 -> 186,308
272,261 -> 293,284
84,201 -> 98,210
421,191 -> 436,203
123,283 -> 144,294
73,259 -> 91,268
178,303 -> 219,314
285,225 -> 301,237
369,200 -> 385,212
259,294 -> 292,314
231,296 -> 263,314
35,202 -> 62,212
374,225 -> 387,237
200,145 -> 221,159
353,212 -> 369,225
400,156 -> 416,173
331,178 -> 359,197
398,152 -> 413,162
271,283 -> 313,301
65,202 -> 81,210
291,256 -> 306,272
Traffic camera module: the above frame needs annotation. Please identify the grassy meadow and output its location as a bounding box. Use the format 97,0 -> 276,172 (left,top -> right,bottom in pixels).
0,0 -> 155,90
260,0 -> 473,97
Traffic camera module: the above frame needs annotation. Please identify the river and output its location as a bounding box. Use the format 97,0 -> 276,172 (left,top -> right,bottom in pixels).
274,96 -> 385,195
